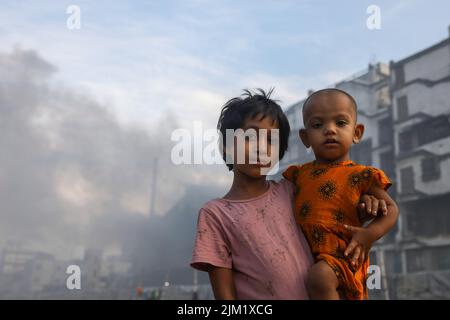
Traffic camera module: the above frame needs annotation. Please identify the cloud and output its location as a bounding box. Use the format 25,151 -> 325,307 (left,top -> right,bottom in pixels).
0,47 -> 231,259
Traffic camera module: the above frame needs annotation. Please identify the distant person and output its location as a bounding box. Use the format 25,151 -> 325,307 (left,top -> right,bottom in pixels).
190,89 -> 384,299
283,88 -> 399,299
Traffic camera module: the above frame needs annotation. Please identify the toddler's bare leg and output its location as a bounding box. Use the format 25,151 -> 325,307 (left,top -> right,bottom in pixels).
306,260 -> 340,300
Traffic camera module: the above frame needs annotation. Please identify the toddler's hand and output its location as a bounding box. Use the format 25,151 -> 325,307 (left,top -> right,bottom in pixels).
358,194 -> 388,222
343,224 -> 375,269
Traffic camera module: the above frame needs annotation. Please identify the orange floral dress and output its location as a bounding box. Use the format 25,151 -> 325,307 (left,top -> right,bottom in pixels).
283,160 -> 391,300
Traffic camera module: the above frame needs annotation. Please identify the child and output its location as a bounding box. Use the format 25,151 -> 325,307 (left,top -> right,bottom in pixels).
283,88 -> 399,300
191,89 -> 386,300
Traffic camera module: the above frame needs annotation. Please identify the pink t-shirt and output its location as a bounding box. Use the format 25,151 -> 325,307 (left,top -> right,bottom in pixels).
191,179 -> 313,300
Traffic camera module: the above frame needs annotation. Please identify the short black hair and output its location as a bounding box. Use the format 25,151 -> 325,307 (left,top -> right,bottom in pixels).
217,88 -> 291,171
302,88 -> 358,124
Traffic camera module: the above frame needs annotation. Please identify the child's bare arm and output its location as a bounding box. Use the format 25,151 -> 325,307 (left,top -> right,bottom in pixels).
361,184 -> 399,240
344,185 -> 399,268
208,266 -> 236,300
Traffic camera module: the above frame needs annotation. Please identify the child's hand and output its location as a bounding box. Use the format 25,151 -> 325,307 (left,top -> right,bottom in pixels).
343,224 -> 375,269
358,194 -> 388,219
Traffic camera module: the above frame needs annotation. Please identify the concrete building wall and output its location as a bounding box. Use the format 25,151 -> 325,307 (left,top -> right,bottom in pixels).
403,44 -> 450,82
393,81 -> 450,124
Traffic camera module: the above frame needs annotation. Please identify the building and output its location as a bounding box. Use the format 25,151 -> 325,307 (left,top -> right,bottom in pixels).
0,243 -> 57,298
386,27 -> 450,299
278,26 -> 450,299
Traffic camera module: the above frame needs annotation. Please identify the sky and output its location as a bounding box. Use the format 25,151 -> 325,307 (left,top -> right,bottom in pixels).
1,0 -> 449,130
0,0 -> 449,258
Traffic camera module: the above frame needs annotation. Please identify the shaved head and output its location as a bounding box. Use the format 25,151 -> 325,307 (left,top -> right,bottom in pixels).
302,88 -> 358,125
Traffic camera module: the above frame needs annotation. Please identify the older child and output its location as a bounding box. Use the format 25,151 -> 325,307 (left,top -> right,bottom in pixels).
191,89 -> 385,299
283,88 -> 399,300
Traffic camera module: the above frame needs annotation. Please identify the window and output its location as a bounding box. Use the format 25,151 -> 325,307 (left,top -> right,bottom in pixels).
421,157 -> 440,182
379,151 -> 395,177
406,194 -> 450,237
395,65 -> 405,88
400,166 -> 415,194
398,130 -> 417,153
376,86 -> 390,110
396,96 -> 408,121
406,249 -> 426,273
385,250 -> 403,274
418,116 -> 450,145
406,246 -> 450,272
378,117 -> 393,146
431,246 -> 450,271
398,116 -> 450,154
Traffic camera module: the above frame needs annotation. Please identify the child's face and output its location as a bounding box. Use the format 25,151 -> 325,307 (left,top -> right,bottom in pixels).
300,93 -> 364,163
232,113 -> 279,178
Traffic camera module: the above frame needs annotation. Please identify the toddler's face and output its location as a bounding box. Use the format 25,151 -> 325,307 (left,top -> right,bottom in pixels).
300,93 -> 363,163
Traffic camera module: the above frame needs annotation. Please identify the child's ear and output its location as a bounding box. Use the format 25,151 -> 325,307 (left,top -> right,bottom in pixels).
353,123 -> 365,144
299,129 -> 310,148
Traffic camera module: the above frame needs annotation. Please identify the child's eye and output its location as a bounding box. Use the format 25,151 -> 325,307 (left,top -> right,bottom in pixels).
336,120 -> 348,127
311,123 -> 322,129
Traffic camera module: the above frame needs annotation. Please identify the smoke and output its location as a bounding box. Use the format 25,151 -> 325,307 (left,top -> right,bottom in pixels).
0,48 -> 229,259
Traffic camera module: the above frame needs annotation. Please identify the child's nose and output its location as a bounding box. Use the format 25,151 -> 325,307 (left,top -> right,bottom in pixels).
323,124 -> 337,135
